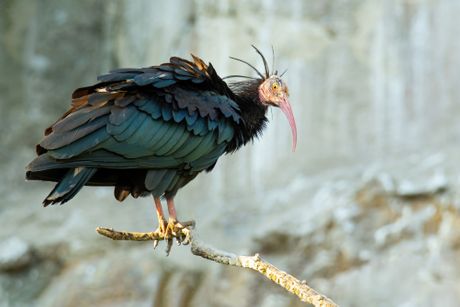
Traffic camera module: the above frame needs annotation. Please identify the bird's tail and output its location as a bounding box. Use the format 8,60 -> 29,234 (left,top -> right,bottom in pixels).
43,167 -> 96,206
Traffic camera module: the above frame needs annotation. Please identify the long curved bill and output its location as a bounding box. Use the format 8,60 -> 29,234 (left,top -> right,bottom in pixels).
279,98 -> 297,152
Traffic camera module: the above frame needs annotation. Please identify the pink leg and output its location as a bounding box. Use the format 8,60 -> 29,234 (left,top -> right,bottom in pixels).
166,197 -> 177,221
153,196 -> 166,232
166,197 -> 194,229
153,197 -> 194,253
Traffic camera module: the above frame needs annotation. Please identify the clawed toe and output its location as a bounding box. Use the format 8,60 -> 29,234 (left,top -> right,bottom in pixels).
153,218 -> 194,255
151,196 -> 194,255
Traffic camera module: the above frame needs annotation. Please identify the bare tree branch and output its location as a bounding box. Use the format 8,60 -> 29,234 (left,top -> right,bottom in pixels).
96,227 -> 338,307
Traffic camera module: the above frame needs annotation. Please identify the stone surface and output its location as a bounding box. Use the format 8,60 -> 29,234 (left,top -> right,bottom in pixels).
0,237 -> 32,271
1,0 -> 460,306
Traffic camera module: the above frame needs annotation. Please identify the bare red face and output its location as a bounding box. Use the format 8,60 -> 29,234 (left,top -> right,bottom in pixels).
259,76 -> 297,151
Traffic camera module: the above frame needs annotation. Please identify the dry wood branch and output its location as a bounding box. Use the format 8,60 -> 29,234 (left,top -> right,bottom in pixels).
96,227 -> 338,307
96,227 -> 165,241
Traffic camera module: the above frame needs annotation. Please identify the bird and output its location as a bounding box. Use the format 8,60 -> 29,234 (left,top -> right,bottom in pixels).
26,46 -> 297,252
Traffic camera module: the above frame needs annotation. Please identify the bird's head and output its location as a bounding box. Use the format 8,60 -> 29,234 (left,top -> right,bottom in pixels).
227,46 -> 297,151
258,75 -> 296,151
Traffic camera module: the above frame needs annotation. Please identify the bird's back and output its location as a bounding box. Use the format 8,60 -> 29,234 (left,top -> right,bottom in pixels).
26,55 -> 242,205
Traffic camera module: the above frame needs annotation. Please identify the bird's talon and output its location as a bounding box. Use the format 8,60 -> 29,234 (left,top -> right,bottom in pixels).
151,217 -> 194,252
178,220 -> 195,229
183,220 -> 196,229
149,197 -> 195,253
154,217 -> 168,236
165,239 -> 173,256
181,229 -> 191,245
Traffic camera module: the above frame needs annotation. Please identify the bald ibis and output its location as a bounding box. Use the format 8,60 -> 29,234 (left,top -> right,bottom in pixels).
26,46 -> 297,252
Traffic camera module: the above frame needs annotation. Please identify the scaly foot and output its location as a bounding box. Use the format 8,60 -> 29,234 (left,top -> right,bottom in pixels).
166,218 -> 194,241
152,216 -> 167,249
153,218 -> 195,255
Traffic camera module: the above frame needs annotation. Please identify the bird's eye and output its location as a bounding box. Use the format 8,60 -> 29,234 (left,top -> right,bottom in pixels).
272,82 -> 279,90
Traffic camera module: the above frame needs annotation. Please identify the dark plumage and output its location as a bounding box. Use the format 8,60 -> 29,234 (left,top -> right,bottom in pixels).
26,47 -> 296,250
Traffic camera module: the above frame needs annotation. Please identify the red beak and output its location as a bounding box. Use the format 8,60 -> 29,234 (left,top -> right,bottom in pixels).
279,98 -> 297,152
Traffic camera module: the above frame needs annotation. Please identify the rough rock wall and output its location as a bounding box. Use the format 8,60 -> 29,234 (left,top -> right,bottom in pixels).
1,0 -> 460,306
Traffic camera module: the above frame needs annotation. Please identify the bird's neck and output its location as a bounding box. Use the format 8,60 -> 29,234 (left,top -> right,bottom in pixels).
227,80 -> 268,152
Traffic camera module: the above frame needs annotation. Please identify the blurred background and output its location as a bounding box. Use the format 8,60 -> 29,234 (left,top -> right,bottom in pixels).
1,0 -> 460,306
